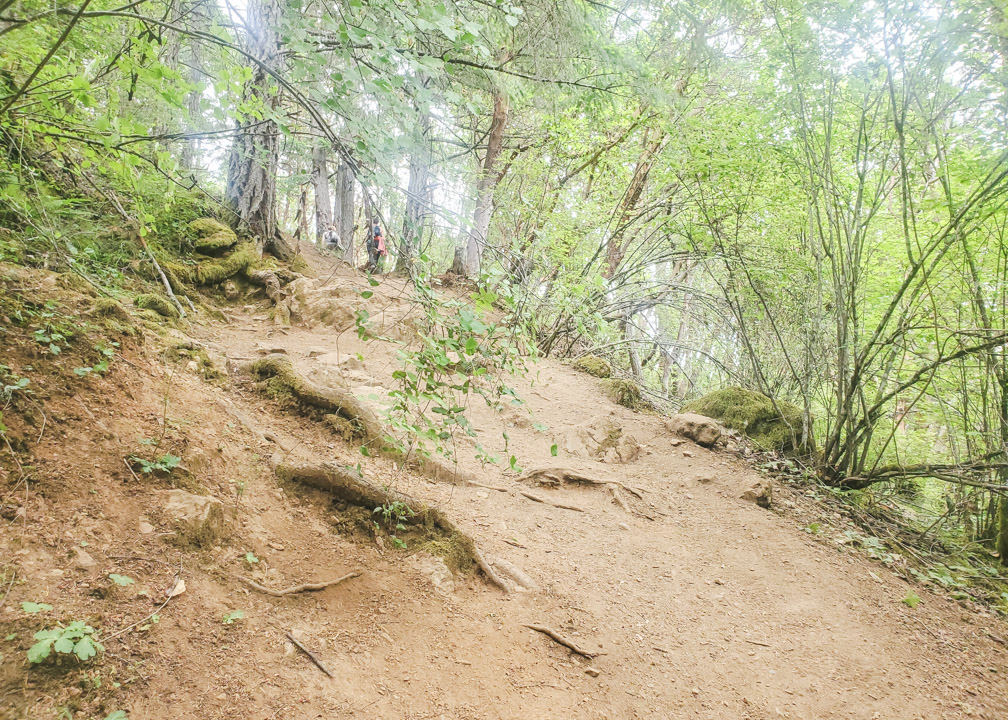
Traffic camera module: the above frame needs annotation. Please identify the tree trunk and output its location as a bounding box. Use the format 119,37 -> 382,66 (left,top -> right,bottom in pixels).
333,160 -> 355,264
312,142 -> 332,244
604,127 -> 664,278
399,115 -> 431,274
449,87 -> 509,277
224,0 -> 293,260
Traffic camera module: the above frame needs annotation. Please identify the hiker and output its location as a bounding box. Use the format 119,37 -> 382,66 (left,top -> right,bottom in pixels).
367,223 -> 388,272
321,224 -> 338,248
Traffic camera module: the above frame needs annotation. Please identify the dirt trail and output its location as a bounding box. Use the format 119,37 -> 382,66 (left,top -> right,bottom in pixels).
3,254 -> 1008,719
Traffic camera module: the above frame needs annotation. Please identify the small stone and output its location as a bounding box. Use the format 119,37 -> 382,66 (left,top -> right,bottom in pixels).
185,360 -> 199,373
695,470 -> 715,484
72,546 -> 96,570
618,522 -> 630,531
138,519 -> 154,535
714,578 -> 724,585
585,667 -> 601,677
742,479 -> 773,508
683,450 -> 694,458
307,346 -> 329,358
223,281 -> 240,301
685,493 -> 695,500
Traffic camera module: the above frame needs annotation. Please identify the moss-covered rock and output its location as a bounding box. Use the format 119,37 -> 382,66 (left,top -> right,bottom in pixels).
602,378 -> 647,410
682,387 -> 805,452
166,242 -> 257,286
134,293 -> 178,318
574,354 -> 612,378
189,217 -> 237,254
92,297 -> 131,321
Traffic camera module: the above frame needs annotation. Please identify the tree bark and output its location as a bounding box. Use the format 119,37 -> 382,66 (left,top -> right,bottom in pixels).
399,115 -> 431,273
449,87 -> 509,277
333,160 -> 355,264
312,141 -> 332,244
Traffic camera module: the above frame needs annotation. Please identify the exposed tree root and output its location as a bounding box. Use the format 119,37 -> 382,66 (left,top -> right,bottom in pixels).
247,354 -> 386,447
519,466 -> 644,499
238,571 -> 360,597
608,484 -> 630,513
274,461 -> 509,593
522,624 -> 602,659
247,355 -> 477,484
490,555 -> 537,592
244,267 -> 291,325
518,490 -> 584,513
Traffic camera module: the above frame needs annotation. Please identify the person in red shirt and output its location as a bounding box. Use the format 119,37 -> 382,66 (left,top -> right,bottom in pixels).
367,224 -> 388,271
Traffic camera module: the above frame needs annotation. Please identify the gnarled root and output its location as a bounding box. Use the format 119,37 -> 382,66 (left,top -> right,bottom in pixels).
274,461 -> 508,592
243,267 -> 291,326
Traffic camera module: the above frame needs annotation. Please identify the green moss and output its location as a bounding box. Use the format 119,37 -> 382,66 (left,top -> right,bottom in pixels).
574,354 -> 612,378
92,297 -> 130,321
134,293 -> 178,318
682,387 -> 805,452
189,217 -> 237,254
166,242 -> 257,286
602,378 -> 647,410
290,254 -> 311,275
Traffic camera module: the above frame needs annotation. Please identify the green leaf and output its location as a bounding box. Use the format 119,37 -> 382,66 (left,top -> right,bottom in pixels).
222,610 -> 245,624
27,639 -> 53,663
902,592 -> 921,608
54,637 -> 75,654
550,444 -> 558,457
360,290 -> 374,299
245,552 -> 259,565
21,602 -> 53,614
108,574 -> 135,586
73,636 -> 99,661
105,711 -> 129,720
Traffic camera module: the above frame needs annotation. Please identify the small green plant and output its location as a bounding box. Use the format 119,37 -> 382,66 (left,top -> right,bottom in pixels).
374,500 -> 415,549
902,591 -> 921,608
803,522 -> 821,535
130,453 -> 181,475
244,552 -> 259,565
74,342 -> 117,376
222,610 -> 245,624
21,602 -> 52,614
28,621 -> 103,663
108,574 -> 134,586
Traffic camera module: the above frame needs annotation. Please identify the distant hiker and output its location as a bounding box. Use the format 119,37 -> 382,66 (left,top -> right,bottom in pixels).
322,224 -> 338,247
367,223 -> 388,272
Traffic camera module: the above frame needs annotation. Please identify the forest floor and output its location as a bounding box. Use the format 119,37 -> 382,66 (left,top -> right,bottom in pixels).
2,247 -> 1008,720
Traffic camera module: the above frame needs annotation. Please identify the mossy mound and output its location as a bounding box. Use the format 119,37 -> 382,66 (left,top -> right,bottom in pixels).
602,378 -> 647,410
682,387 -> 804,452
189,217 -> 238,254
92,297 -> 131,321
134,293 -> 178,318
166,242 -> 257,285
574,354 -> 612,378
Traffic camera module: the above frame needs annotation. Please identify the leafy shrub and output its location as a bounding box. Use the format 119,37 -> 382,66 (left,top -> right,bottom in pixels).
28,621 -> 103,663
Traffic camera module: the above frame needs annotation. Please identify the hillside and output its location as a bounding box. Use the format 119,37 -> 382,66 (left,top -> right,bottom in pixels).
2,248 -> 1007,720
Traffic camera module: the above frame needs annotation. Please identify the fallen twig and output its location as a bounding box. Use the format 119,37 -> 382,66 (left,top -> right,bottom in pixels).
984,629 -> 1007,646
239,571 -> 360,597
743,639 -> 772,647
123,458 -> 142,483
522,623 -> 602,659
286,631 -> 334,678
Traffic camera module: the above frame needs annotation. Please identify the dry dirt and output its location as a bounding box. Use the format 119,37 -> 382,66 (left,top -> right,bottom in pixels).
2,252 -> 1008,720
